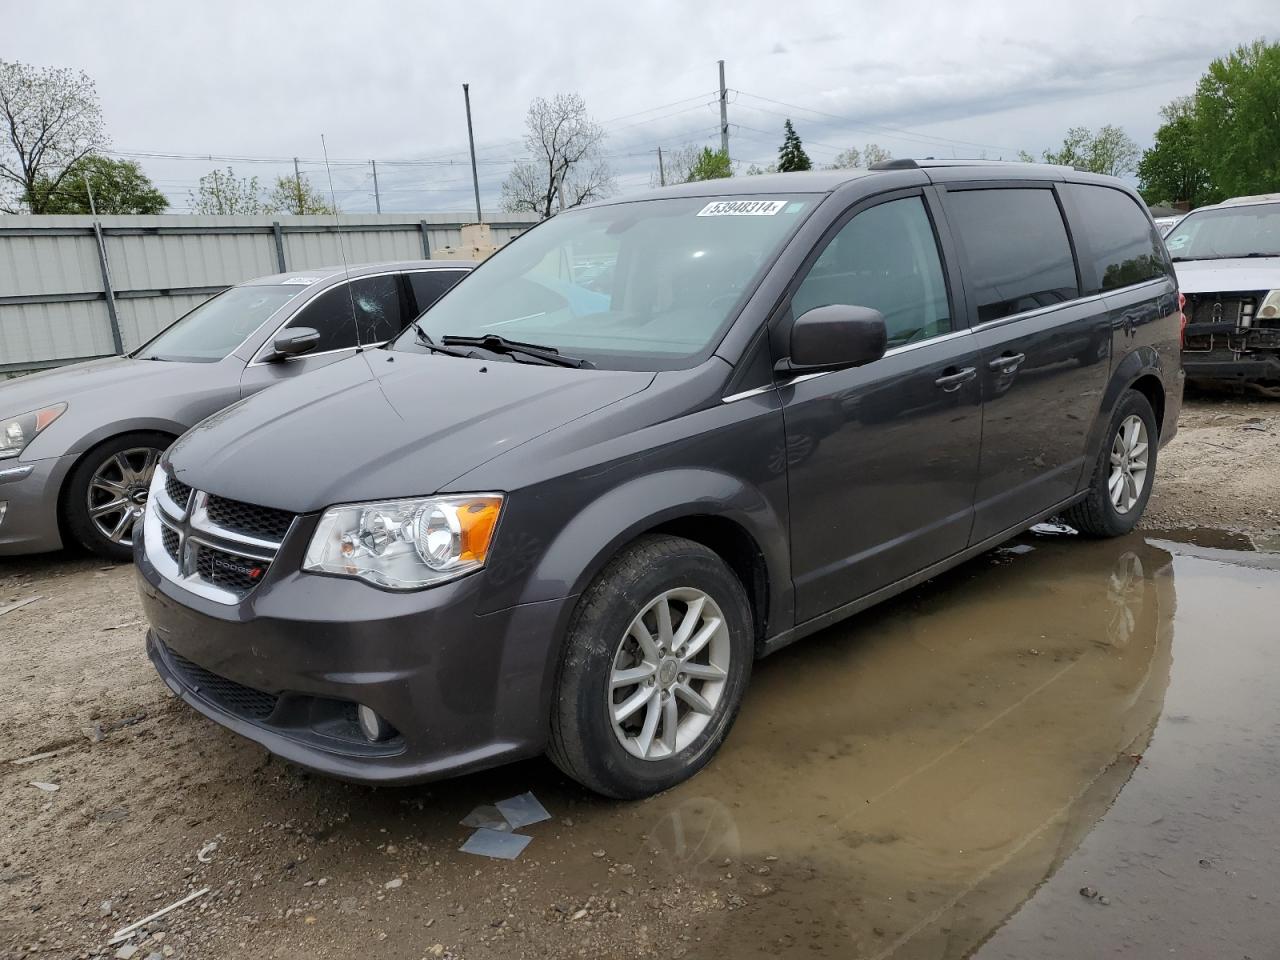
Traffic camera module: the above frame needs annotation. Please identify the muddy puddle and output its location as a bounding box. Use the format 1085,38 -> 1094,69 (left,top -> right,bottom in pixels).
11,527 -> 1277,959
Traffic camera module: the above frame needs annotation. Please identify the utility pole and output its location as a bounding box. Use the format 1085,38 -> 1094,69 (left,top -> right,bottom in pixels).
462,83 -> 483,223
657,146 -> 666,187
82,172 -> 98,217
371,159 -> 381,213
293,157 -> 302,210
718,59 -> 729,162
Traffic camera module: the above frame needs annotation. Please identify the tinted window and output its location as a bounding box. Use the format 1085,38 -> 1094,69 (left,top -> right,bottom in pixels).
409,270 -> 467,314
947,189 -> 1079,323
287,275 -> 404,353
134,285 -> 301,362
791,196 -> 951,346
1065,184 -> 1168,292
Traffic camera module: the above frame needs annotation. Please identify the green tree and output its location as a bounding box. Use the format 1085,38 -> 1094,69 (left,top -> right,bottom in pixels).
190,166 -> 263,215
828,146 -> 861,170
686,147 -> 731,181
1190,38 -> 1280,198
266,172 -> 336,214
1041,125 -> 1139,176
0,60 -> 108,213
776,119 -> 812,172
1137,98 -> 1218,207
27,154 -> 167,214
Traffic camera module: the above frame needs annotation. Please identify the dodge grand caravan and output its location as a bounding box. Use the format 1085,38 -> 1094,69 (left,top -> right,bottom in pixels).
136,161 -> 1183,799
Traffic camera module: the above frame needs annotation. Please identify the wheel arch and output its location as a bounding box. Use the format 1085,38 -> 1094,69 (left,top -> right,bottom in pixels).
1082,347 -> 1168,476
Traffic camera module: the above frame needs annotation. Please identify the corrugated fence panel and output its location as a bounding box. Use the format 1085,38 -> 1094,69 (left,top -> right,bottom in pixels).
0,212 -> 537,371
115,292 -> 217,351
0,300 -> 115,365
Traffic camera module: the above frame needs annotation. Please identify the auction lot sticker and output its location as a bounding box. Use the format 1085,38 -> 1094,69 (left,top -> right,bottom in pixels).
697,199 -> 788,216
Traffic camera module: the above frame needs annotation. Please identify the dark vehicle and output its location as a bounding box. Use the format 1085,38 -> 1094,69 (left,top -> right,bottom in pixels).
1164,196 -> 1280,395
136,162 -> 1183,798
0,261 -> 471,560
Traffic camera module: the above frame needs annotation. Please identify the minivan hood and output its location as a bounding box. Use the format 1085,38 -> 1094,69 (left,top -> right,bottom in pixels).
1173,257 -> 1280,295
167,351 -> 654,512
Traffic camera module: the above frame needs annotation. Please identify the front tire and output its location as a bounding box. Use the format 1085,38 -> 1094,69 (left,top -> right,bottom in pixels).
548,535 -> 753,799
1063,390 -> 1158,538
63,432 -> 170,561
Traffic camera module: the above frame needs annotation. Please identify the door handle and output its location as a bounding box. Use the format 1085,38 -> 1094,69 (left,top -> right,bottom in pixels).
934,366 -> 977,392
986,352 -> 1026,373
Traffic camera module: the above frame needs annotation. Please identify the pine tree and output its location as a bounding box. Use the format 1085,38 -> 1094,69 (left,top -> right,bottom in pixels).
777,119 -> 812,172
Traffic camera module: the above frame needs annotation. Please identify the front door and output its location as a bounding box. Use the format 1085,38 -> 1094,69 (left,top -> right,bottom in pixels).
938,185 -> 1110,541
779,192 -> 983,623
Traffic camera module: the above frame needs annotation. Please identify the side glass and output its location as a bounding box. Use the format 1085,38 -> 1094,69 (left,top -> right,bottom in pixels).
790,195 -> 951,348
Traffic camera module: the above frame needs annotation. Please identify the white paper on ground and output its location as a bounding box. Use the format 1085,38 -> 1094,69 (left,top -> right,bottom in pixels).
495,791 -> 551,829
460,828 -> 532,860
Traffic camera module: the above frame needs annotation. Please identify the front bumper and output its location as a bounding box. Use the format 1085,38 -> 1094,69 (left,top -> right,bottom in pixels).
136,536 -> 571,785
0,454 -> 75,555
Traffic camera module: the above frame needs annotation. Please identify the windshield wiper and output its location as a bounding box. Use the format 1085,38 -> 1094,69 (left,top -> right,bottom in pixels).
412,323 -> 481,359
441,334 -> 594,369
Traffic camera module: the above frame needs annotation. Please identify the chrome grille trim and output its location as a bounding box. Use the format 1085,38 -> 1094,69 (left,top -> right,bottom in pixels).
145,468 -> 293,605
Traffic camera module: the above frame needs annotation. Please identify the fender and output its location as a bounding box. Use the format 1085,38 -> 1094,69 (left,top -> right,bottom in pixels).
64,416 -> 190,457
1079,345 -> 1166,485
489,466 -> 793,633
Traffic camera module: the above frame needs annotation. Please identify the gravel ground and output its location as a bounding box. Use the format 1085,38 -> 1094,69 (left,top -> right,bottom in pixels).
1,392 -> 1276,960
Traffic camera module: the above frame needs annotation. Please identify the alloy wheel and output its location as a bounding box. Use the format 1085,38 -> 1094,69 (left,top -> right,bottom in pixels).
86,447 -> 160,546
1108,415 -> 1149,515
608,587 -> 731,761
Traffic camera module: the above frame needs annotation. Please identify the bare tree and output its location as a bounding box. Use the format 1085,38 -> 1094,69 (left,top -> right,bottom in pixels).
862,143 -> 892,166
501,93 -> 615,217
190,167 -> 263,215
0,60 -> 107,213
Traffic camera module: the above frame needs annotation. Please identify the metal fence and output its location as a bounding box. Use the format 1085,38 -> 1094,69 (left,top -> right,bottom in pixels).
0,212 -> 539,375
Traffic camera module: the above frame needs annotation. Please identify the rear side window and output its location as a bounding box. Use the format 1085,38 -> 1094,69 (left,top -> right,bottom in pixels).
286,275 -> 405,353
408,270 -> 467,315
1065,184 -> 1168,293
946,188 -> 1079,324
791,196 -> 951,347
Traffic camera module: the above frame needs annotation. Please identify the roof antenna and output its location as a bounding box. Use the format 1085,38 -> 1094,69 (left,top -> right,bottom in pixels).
320,134 -> 362,352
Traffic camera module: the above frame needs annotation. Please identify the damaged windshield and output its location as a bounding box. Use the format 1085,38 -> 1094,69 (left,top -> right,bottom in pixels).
392,195 -> 817,370
1165,202 -> 1280,261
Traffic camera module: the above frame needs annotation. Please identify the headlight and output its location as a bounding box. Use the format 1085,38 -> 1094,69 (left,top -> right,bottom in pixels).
1259,290 -> 1280,321
0,403 -> 68,460
303,494 -> 502,589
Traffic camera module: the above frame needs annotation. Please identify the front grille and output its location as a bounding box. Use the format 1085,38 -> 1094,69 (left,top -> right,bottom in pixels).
205,495 -> 294,542
192,542 -> 267,596
165,475 -> 192,510
160,524 -> 180,563
165,646 -> 279,720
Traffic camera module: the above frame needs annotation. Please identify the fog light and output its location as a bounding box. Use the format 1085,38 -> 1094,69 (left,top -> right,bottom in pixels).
357,704 -> 394,742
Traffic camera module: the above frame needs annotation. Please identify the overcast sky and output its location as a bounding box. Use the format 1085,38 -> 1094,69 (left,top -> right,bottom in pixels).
5,0 -> 1277,214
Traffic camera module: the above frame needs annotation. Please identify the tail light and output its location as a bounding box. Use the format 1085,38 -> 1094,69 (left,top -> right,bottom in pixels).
1178,292 -> 1187,348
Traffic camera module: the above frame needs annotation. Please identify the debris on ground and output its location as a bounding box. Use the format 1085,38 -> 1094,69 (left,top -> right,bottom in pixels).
495,791 -> 552,828
196,840 -> 217,863
459,827 -> 533,860
10,748 -> 64,765
0,596 -> 41,617
459,804 -> 512,832
89,712 -> 148,742
108,887 -> 209,944
28,780 -> 59,792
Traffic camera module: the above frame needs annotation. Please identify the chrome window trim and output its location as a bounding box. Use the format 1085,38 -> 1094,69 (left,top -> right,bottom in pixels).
246,343 -> 373,369
247,266 -> 459,366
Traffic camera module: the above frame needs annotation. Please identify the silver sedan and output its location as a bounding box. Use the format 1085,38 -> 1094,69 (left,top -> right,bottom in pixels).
0,260 -> 473,559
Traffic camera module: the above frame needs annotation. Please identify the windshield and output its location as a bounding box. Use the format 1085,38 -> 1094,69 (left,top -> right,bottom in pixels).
134,284 -> 304,362
1164,203 -> 1280,261
392,195 -> 818,370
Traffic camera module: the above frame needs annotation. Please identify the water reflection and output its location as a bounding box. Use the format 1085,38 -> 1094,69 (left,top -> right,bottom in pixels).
639,532 -> 1180,958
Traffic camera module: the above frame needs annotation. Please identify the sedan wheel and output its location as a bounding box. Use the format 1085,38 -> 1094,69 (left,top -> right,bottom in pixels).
87,447 -> 160,547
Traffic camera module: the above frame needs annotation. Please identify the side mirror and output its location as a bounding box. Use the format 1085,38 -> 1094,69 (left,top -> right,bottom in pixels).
779,304 -> 888,374
270,327 -> 321,360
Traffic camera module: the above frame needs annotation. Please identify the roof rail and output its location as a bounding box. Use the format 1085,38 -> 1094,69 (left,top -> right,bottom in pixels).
869,158 -> 919,171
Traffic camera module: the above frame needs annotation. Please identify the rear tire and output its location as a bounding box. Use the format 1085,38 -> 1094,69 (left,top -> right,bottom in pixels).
1063,390 -> 1158,538
548,535 -> 753,799
63,432 -> 171,561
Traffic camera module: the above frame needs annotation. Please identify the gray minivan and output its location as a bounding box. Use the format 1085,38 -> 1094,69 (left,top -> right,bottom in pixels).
136,161 -> 1183,798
